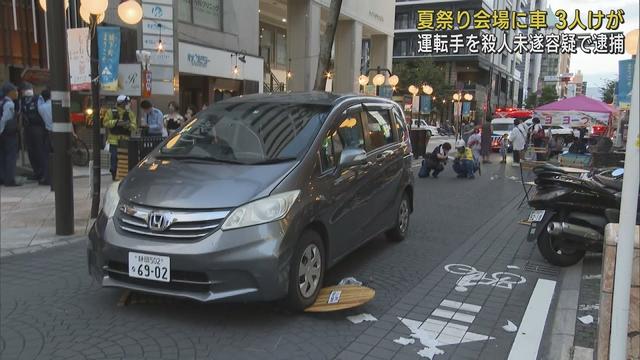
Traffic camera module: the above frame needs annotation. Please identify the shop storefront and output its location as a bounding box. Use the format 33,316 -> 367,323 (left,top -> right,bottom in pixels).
178,42 -> 263,111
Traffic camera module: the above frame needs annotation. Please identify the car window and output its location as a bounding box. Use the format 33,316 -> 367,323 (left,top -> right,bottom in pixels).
492,123 -> 514,131
336,112 -> 365,150
364,109 -> 394,151
160,102 -> 330,164
319,129 -> 343,172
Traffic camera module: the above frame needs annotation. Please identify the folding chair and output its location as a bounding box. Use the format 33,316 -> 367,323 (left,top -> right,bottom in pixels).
518,160 -> 546,208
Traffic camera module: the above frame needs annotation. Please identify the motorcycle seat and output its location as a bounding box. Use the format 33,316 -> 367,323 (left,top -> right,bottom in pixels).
533,163 -> 567,175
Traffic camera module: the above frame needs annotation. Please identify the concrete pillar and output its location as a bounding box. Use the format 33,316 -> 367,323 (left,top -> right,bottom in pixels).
287,0 -> 320,91
369,34 -> 393,72
333,20 -> 362,94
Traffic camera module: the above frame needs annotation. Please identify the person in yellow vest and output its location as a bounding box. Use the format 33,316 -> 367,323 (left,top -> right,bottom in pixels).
103,95 -> 136,180
452,139 -> 477,179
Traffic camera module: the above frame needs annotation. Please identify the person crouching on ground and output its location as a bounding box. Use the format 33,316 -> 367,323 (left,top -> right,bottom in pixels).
453,140 -> 476,179
421,142 -> 452,178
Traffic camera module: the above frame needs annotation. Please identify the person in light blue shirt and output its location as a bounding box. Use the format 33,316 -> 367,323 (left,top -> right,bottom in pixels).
140,100 -> 165,136
0,82 -> 21,186
37,88 -> 53,132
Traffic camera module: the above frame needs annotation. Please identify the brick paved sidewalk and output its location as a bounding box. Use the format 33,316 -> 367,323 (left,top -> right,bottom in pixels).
0,172 -> 112,257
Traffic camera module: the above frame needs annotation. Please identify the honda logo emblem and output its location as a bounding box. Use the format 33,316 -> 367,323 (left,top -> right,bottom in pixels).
147,211 -> 174,232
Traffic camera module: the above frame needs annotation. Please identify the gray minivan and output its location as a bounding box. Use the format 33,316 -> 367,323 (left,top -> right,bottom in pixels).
88,92 -> 414,309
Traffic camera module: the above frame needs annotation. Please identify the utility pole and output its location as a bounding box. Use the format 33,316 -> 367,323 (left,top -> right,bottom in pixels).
46,0 -> 74,235
90,15 -> 101,218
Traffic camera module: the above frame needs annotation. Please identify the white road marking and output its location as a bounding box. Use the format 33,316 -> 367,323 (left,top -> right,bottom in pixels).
507,279 -> 557,360
398,298 -> 494,358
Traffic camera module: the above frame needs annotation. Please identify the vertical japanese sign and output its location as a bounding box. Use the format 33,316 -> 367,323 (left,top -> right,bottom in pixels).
67,28 -> 91,91
419,96 -> 432,113
462,102 -> 471,116
142,70 -> 152,97
617,59 -> 634,110
97,27 -> 121,92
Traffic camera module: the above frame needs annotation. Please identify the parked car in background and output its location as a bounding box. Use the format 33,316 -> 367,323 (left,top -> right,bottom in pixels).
88,92 -> 414,310
410,119 -> 439,137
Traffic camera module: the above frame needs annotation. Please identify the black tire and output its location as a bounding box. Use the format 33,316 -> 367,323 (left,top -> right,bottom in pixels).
286,230 -> 325,311
387,192 -> 410,242
536,219 -> 585,266
426,130 -> 433,137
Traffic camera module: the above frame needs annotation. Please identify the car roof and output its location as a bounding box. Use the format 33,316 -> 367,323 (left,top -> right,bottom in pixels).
219,91 -> 395,107
491,117 -> 516,123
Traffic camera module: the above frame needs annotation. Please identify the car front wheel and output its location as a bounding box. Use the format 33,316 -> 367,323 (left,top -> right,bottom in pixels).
287,230 -> 325,310
387,193 -> 410,242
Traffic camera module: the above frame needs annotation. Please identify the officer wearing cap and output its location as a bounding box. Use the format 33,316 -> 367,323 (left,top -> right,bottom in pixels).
19,82 -> 48,184
103,95 -> 136,180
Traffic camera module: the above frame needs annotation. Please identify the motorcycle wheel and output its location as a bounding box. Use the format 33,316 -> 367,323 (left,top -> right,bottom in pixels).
536,217 -> 586,267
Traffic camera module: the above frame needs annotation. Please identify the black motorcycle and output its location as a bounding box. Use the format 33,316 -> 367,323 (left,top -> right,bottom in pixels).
527,166 -> 634,266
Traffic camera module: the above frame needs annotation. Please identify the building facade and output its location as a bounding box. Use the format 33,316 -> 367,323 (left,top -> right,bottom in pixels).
394,0 -> 526,123
258,0 -> 395,94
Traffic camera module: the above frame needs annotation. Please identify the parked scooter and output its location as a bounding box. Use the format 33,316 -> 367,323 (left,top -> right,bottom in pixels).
527,166 -> 637,266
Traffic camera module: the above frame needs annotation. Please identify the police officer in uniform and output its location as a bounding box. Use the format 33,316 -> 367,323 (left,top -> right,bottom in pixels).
0,82 -> 21,186
20,82 -> 48,182
103,95 -> 137,180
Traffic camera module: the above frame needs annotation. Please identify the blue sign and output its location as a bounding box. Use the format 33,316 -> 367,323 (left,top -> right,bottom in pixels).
419,96 -> 431,113
378,85 -> 393,99
97,27 -> 121,92
462,102 -> 471,115
617,59 -> 634,108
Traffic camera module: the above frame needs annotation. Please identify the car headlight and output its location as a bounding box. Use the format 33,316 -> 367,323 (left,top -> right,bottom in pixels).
102,181 -> 121,218
221,190 -> 300,230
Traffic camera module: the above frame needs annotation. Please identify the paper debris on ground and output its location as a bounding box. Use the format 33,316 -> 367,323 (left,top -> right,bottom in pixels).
502,320 -> 518,332
346,313 -> 377,324
338,277 -> 363,286
507,265 -> 520,269
578,315 -> 594,324
509,176 -> 519,181
417,346 -> 445,359
393,337 -> 415,345
578,304 -> 600,311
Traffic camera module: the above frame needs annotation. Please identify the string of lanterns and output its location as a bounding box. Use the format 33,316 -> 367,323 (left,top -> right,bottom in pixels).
39,0 -> 143,25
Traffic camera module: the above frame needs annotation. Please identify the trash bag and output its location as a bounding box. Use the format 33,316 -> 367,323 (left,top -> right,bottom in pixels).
338,277 -> 363,286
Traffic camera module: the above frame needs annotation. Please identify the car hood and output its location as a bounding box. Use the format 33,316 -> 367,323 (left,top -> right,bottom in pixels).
118,157 -> 296,209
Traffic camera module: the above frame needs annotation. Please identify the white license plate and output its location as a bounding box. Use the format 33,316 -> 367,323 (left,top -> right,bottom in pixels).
528,210 -> 546,222
128,252 -> 170,282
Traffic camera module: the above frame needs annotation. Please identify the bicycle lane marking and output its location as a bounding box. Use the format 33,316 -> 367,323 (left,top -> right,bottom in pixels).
444,263 -> 527,292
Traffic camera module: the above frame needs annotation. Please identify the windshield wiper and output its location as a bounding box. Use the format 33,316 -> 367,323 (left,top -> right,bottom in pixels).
155,154 -> 245,164
249,157 -> 298,165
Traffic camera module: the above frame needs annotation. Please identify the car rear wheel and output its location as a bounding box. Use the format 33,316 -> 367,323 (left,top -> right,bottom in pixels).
426,130 -> 432,137
287,230 -> 325,311
387,193 -> 410,242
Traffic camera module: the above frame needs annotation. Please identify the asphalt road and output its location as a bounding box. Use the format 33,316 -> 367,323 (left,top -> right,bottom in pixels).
0,158 -> 562,360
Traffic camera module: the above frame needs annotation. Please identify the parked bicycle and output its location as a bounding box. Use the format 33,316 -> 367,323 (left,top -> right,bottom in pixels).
71,134 -> 90,167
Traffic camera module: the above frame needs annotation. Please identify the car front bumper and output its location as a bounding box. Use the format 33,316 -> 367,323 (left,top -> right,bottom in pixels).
87,212 -> 294,302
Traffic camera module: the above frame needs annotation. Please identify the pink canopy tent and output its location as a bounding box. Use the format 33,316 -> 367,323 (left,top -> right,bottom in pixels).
534,96 -> 616,134
536,95 -> 617,114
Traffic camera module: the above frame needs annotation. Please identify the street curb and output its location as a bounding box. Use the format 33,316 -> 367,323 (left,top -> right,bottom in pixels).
0,234 -> 87,258
543,260 -> 584,360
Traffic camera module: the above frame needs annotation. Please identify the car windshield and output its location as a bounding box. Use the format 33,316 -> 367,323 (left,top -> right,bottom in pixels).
492,123 -> 514,131
159,102 -> 330,164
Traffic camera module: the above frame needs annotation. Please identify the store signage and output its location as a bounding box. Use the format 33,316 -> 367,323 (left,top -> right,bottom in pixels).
97,27 -> 121,92
142,20 -> 173,34
142,4 -> 172,20
102,64 -> 141,96
141,0 -> 174,95
142,34 -> 174,50
67,27 -> 91,91
543,75 -> 558,82
187,53 -> 210,68
617,59 -> 634,109
150,51 -> 174,66
142,70 -> 152,97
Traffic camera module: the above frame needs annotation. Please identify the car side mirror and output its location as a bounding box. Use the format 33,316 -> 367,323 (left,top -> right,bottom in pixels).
339,148 -> 367,168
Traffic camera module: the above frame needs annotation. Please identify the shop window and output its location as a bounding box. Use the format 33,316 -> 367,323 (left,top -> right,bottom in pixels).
179,0 -> 222,30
